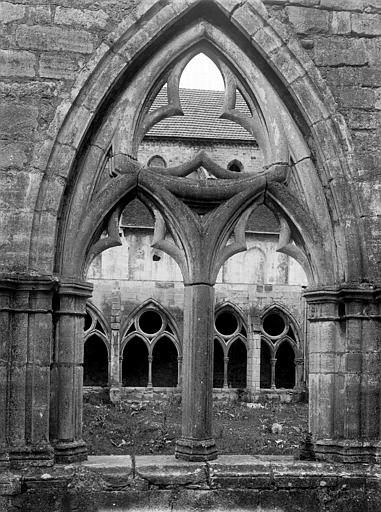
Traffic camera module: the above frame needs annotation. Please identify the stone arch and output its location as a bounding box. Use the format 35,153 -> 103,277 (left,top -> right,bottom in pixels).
28,0 -> 364,285
120,298 -> 181,350
261,302 -> 302,350
85,301 -> 111,345
29,0 -> 374,464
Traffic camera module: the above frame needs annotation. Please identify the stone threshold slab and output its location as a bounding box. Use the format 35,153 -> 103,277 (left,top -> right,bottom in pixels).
81,454 -> 381,490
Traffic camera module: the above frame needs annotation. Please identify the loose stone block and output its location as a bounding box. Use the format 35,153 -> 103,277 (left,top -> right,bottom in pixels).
54,7 -> 109,30
16,25 -> 94,54
286,6 -> 329,35
0,49 -> 36,77
352,13 -> 381,36
0,2 -> 25,24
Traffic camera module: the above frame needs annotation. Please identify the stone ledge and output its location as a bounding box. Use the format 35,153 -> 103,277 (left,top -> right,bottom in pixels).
1,455 -> 380,511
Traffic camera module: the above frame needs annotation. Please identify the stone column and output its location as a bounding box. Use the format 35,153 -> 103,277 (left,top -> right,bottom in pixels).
270,358 -> 277,389
177,356 -> 182,388
50,280 -> 93,463
305,286 -> 381,463
175,284 -> 218,461
0,276 -> 55,467
223,357 -> 229,389
148,355 -> 153,388
110,287 -> 121,386
246,329 -> 261,399
294,358 -> 304,391
0,280 -> 12,467
109,287 -> 121,402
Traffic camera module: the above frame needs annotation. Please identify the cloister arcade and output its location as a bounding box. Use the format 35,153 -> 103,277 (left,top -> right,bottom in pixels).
83,301 -> 303,396
1,0 -> 380,471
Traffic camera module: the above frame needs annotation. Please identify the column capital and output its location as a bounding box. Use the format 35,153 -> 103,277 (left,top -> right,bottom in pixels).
0,274 -> 57,293
303,284 -> 381,304
57,279 -> 93,297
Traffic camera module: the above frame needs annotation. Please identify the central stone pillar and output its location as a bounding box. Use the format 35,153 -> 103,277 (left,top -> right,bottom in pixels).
175,283 -> 218,461
246,328 -> 261,399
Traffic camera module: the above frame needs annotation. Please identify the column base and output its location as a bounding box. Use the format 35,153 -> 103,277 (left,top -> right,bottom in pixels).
54,440 -> 87,464
109,386 -> 121,403
315,439 -> 381,464
175,438 -> 218,461
9,444 -> 54,468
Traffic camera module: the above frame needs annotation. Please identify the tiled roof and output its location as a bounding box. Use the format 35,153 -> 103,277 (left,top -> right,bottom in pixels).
145,88 -> 255,142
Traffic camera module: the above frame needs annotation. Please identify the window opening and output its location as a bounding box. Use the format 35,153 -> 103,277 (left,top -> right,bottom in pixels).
260,340 -> 272,389
215,310 -> 238,336
122,337 -> 148,386
227,339 -> 247,388
179,53 -> 224,90
213,339 -> 224,388
227,160 -> 243,173
84,312 -> 92,331
275,341 -> 295,389
95,320 -> 105,334
152,336 -> 178,387
138,310 -> 163,335
83,335 -> 108,386
263,313 -> 285,337
148,155 -> 166,168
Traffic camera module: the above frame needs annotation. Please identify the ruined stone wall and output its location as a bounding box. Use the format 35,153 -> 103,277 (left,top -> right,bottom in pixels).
0,0 -> 380,279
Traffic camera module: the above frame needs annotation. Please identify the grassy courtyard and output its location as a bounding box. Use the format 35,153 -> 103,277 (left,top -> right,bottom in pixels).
82,392 -> 309,457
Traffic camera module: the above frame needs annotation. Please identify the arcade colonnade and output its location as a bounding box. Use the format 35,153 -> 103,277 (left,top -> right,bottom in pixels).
83,301 -> 304,396
1,0 -> 381,468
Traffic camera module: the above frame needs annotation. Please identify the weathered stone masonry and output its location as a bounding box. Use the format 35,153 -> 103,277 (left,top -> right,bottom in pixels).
1,0 -> 381,509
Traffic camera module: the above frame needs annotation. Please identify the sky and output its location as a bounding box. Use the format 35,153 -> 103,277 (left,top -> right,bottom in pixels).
179,53 -> 224,90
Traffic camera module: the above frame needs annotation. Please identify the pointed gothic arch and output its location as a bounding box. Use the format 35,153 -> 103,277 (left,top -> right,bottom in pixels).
29,0 -> 364,285
120,298 -> 181,352
30,0 -> 373,464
